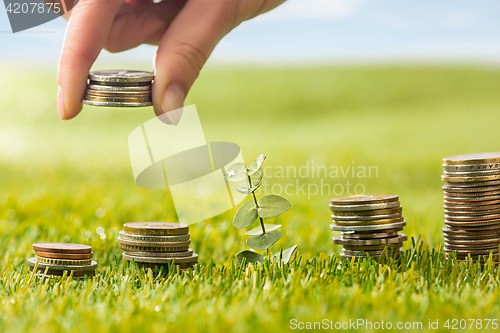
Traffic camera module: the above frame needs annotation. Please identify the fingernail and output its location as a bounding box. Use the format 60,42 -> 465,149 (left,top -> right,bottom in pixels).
162,82 -> 185,114
57,86 -> 65,122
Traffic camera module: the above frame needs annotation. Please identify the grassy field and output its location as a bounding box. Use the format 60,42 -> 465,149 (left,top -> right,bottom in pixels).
1,64 -> 500,332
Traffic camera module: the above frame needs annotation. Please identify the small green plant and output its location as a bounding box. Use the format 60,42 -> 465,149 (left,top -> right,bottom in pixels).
225,154 -> 297,264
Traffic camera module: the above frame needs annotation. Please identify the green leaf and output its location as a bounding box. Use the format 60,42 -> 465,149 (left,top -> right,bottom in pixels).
258,195 -> 292,219
247,230 -> 283,250
245,224 -> 282,236
236,169 -> 264,188
224,163 -> 248,182
273,245 -> 298,264
236,250 -> 264,264
233,200 -> 258,229
247,154 -> 266,175
235,185 -> 260,195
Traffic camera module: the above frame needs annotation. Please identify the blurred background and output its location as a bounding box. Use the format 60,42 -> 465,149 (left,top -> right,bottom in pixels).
0,0 -> 499,267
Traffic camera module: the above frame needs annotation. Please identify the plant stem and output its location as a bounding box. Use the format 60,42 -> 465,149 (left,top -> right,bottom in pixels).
248,174 -> 266,234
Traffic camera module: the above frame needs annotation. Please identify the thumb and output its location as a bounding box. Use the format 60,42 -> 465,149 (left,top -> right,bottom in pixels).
152,0 -> 242,116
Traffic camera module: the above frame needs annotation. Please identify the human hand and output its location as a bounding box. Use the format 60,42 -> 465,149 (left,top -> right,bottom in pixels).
57,0 -> 286,121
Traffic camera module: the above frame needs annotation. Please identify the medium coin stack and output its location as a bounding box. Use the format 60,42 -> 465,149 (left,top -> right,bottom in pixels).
82,70 -> 153,107
442,152 -> 500,264
330,194 -> 407,261
118,222 -> 198,270
28,243 -> 97,277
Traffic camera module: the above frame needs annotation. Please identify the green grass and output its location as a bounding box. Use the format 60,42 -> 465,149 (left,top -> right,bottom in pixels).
1,64 -> 500,332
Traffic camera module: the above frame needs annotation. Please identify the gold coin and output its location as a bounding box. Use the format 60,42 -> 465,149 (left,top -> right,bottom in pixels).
85,89 -> 151,97
124,222 -> 189,236
36,256 -> 92,266
118,243 -> 190,252
443,153 -> 500,166
333,216 -> 405,226
332,206 -> 402,216
83,95 -> 151,103
330,194 -> 399,205
442,174 -> 500,183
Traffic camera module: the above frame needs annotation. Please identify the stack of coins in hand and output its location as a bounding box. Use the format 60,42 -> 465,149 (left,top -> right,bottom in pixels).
82,70 -> 153,107
330,195 -> 407,261
442,152 -> 500,264
118,222 -> 198,270
28,243 -> 97,277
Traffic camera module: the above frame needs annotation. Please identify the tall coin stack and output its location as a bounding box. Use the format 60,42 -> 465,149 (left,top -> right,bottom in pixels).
82,70 -> 153,107
28,243 -> 97,278
442,152 -> 500,264
330,195 -> 407,261
118,222 -> 198,270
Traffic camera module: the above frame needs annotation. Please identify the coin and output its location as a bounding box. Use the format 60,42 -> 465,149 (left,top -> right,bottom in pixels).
27,257 -> 97,271
343,243 -> 403,251
82,100 -> 153,107
118,230 -> 190,242
443,247 -> 499,255
444,242 -> 499,250
445,214 -> 500,222
117,237 -> 190,248
29,267 -> 96,278
83,95 -> 152,103
443,152 -> 500,166
329,201 -> 400,212
122,253 -> 198,264
443,170 -> 500,177
444,208 -> 500,216
36,256 -> 92,266
341,249 -> 401,257
443,162 -> 500,173
444,190 -> 500,197
444,180 -> 500,188
118,243 -> 190,252
88,70 -> 154,83
334,217 -> 405,226
331,194 -> 399,205
444,194 -> 500,202
444,237 -> 500,245
32,243 -> 92,254
330,221 -> 406,231
340,231 -> 400,239
330,206 -> 402,216
85,89 -> 151,96
87,84 -> 151,91
124,222 -> 189,236
34,250 -> 94,260
442,174 -> 500,183
123,249 -> 194,258
443,203 -> 500,211
331,213 -> 403,222
130,262 -> 194,270
333,234 -> 407,246
354,227 -> 404,234
442,185 -> 500,193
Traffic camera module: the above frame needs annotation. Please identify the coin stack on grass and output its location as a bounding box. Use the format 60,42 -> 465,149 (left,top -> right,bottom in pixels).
82,70 -> 153,107
442,152 -> 500,264
330,195 -> 407,261
118,222 -> 198,270
28,243 -> 97,278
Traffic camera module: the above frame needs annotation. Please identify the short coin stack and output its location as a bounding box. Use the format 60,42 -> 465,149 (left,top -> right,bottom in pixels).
28,243 -> 97,277
82,70 -> 153,107
442,152 -> 500,264
330,194 -> 407,261
118,222 -> 198,270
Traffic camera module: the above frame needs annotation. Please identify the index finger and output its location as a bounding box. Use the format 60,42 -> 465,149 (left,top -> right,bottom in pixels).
57,0 -> 125,121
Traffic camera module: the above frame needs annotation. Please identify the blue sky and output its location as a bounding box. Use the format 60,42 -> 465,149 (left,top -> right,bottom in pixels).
1,0 -> 499,67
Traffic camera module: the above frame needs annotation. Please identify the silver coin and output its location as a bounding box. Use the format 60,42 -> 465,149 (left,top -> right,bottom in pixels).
331,213 -> 402,221
444,237 -> 500,245
89,70 -> 154,83
444,203 -> 500,211
333,234 -> 407,246
443,169 -> 500,177
117,237 -> 190,248
444,209 -> 500,217
340,249 -> 401,257
87,84 -> 151,91
444,213 -> 500,221
123,249 -> 193,258
444,242 -> 499,250
119,230 -> 190,242
82,100 -> 152,107
444,194 -> 500,202
340,231 -> 399,239
330,221 -> 406,231
27,257 -> 97,271
122,252 -> 198,264
442,185 -> 500,193
443,162 -> 500,173
343,243 -> 404,251
444,180 -> 500,188
329,201 -> 400,212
